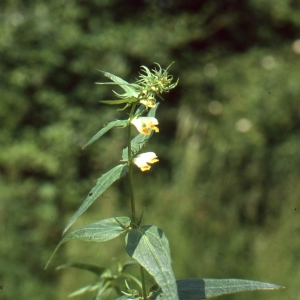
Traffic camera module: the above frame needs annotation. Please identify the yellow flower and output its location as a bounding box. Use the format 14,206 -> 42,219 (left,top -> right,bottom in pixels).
133,152 -> 159,171
140,97 -> 156,108
131,117 -> 159,135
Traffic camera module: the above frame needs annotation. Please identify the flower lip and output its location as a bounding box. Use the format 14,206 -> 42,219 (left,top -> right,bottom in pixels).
133,152 -> 159,171
131,117 -> 159,135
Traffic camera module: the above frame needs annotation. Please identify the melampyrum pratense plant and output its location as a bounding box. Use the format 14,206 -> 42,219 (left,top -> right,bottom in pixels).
45,63 -> 284,300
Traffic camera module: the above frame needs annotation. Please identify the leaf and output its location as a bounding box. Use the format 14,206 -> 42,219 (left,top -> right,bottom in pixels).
82,120 -> 128,149
122,132 -> 153,161
96,70 -> 138,98
147,102 -> 159,118
115,296 -> 140,300
56,262 -> 107,276
122,104 -> 160,161
99,99 -> 131,105
125,225 -> 179,300
68,282 -> 101,298
134,104 -> 147,117
63,164 -> 129,235
150,278 -> 284,300
178,278 -> 284,300
46,217 -> 130,269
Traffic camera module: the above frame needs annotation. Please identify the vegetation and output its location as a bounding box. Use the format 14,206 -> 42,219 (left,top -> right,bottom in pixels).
1,0 -> 299,299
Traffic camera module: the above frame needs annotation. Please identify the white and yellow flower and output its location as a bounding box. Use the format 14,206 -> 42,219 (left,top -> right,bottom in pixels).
140,97 -> 156,108
131,117 -> 159,135
133,152 -> 159,171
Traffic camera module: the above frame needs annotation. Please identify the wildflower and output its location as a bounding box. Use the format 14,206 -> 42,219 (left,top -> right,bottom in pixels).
133,152 -> 159,171
131,117 -> 159,135
140,97 -> 156,108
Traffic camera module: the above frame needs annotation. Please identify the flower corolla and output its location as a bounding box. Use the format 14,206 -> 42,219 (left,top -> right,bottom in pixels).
140,97 -> 156,108
131,117 -> 159,135
133,152 -> 159,171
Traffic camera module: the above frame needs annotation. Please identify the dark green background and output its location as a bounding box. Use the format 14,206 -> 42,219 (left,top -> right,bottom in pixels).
1,0 -> 299,299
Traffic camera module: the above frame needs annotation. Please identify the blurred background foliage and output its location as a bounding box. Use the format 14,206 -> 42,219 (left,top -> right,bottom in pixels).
1,0 -> 299,299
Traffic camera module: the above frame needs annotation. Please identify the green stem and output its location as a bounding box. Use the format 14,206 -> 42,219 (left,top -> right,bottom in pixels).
128,104 -> 137,226
140,266 -> 147,300
127,103 -> 147,300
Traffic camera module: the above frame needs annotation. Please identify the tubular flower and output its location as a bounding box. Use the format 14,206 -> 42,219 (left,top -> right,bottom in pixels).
140,97 -> 156,108
133,152 -> 159,171
131,117 -> 159,135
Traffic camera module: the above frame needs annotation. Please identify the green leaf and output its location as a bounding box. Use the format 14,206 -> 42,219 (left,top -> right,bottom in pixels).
122,132 -> 153,161
122,104 -> 160,161
68,283 -> 101,298
150,278 -> 284,300
97,70 -> 138,98
56,262 -> 107,276
178,278 -> 284,300
82,119 -> 128,149
63,164 -> 129,234
46,217 -> 130,268
115,296 -> 140,300
99,99 -> 131,105
147,102 -> 159,118
125,225 -> 179,300
134,104 -> 148,117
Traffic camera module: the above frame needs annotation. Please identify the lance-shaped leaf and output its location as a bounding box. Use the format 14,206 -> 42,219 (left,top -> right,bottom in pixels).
56,262 -> 107,276
46,217 -> 131,268
147,102 -> 159,118
134,104 -> 148,118
68,282 -> 102,298
115,296 -> 140,300
83,119 -> 128,149
63,164 -> 129,234
99,99 -> 135,105
150,278 -> 284,300
122,104 -> 159,161
122,132 -> 154,161
125,225 -> 179,300
96,70 -> 139,98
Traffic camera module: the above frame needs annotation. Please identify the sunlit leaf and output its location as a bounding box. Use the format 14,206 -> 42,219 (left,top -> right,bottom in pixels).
125,225 -> 179,300
82,119 -> 127,149
46,217 -> 130,268
150,278 -> 284,300
63,164 -> 129,235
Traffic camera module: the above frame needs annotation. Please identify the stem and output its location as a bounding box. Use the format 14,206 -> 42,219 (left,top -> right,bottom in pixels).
140,265 -> 147,300
128,104 -> 137,226
127,103 -> 147,300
